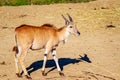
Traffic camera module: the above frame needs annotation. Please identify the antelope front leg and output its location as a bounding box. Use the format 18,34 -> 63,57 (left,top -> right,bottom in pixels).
41,49 -> 49,76
52,49 -> 64,76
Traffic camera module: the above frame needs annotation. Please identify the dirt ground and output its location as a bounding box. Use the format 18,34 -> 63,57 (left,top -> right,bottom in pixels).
0,0 -> 120,80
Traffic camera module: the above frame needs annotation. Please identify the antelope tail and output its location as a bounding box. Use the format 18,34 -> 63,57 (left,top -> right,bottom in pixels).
13,46 -> 18,56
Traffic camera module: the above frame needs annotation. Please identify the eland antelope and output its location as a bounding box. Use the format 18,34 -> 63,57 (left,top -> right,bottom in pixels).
13,14 -> 80,79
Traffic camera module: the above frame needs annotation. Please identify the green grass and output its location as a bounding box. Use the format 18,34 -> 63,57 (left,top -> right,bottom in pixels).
0,0 -> 30,6
0,0 -> 95,6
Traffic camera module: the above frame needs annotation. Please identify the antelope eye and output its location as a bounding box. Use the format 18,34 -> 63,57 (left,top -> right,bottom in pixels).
69,26 -> 73,28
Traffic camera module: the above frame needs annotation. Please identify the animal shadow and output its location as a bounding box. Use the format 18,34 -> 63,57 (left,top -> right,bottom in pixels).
23,54 -> 91,75
79,54 -> 92,63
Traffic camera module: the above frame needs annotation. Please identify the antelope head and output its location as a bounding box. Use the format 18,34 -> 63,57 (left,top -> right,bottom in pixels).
62,14 -> 80,36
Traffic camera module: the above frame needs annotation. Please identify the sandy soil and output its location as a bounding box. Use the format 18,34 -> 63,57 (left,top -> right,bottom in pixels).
0,0 -> 120,80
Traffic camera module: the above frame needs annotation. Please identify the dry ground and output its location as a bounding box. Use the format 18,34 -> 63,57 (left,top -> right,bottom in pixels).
0,0 -> 120,80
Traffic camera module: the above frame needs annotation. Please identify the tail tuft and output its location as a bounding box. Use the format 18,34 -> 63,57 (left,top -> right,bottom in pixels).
13,46 -> 18,53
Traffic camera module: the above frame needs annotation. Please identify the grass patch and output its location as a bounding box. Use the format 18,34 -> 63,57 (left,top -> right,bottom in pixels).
0,0 -> 95,6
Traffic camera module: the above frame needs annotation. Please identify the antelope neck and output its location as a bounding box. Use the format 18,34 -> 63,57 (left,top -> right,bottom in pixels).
57,26 -> 70,43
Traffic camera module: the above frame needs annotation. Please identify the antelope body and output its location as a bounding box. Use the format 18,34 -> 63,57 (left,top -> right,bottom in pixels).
13,14 -> 80,79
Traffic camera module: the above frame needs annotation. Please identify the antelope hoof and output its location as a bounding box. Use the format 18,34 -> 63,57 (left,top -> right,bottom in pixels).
59,71 -> 64,76
16,73 -> 22,78
42,71 -> 47,76
25,75 -> 32,79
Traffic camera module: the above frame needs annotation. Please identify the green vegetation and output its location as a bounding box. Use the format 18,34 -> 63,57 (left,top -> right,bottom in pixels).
0,0 -> 95,6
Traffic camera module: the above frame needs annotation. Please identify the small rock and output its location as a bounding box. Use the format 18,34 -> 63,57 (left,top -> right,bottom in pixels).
106,25 -> 116,28
0,61 -> 6,65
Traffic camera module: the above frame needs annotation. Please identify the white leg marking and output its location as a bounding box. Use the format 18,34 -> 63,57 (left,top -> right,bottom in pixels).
42,50 -> 48,71
52,50 -> 61,71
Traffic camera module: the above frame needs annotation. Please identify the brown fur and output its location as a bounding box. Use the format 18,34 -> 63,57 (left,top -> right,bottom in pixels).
13,15 -> 80,79
14,24 -> 68,51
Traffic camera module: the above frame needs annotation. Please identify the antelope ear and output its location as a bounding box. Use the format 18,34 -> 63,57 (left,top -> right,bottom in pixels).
65,21 -> 69,27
